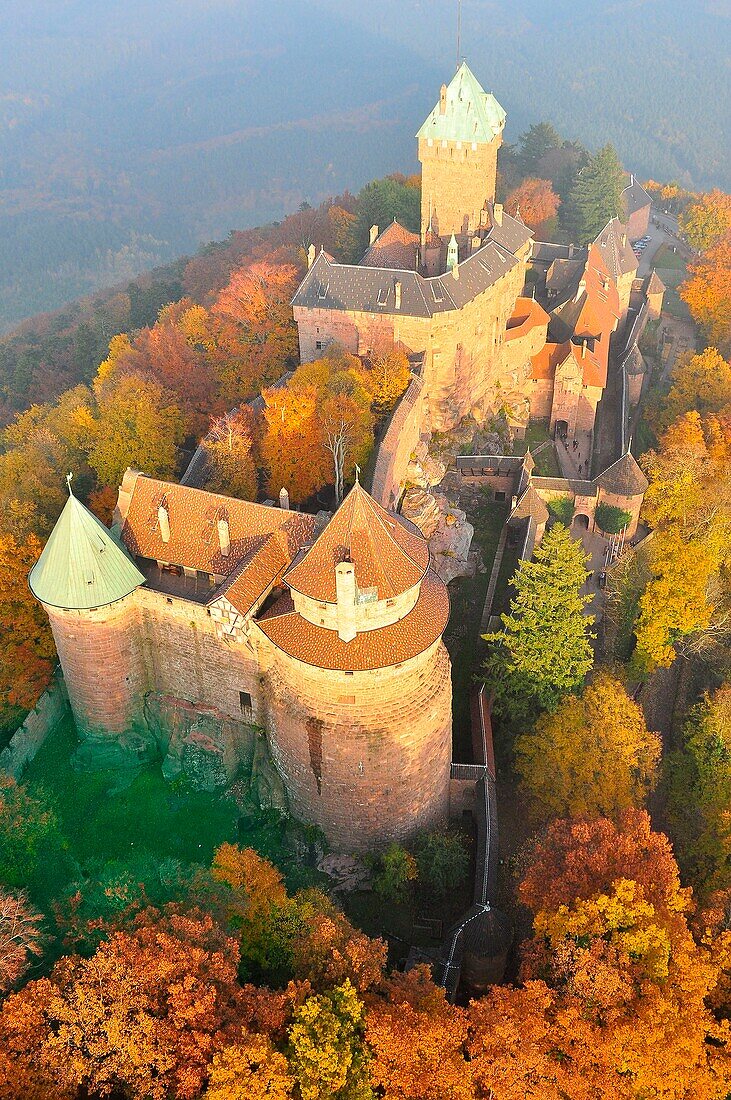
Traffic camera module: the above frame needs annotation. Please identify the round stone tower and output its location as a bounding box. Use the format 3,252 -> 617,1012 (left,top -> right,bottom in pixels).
253,482 -> 453,852
29,484 -> 147,737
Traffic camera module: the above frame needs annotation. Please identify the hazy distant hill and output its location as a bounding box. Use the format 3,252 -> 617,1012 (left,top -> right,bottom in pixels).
0,0 -> 728,332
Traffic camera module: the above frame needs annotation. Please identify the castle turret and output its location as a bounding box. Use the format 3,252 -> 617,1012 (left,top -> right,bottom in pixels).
253,482 -> 453,851
417,61 -> 505,243
29,482 -> 147,737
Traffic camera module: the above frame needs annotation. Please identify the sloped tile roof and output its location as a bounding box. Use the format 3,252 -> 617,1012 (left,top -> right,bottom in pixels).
621,175 -> 652,220
505,296 -> 551,341
360,220 -> 420,271
510,486 -> 549,525
531,341 -> 572,380
416,61 -> 506,145
256,569 -> 449,671
121,475 -> 317,579
212,528 -> 291,618
594,217 -> 638,280
284,482 -> 429,603
594,452 -> 649,497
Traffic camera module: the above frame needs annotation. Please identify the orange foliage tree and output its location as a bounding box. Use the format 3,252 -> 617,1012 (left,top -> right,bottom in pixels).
0,911 -> 246,1100
505,177 -> 560,231
681,237 -> 731,356
0,533 -> 56,712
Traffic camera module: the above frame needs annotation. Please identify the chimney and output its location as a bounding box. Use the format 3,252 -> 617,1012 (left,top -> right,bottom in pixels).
335,561 -> 357,642
452,262 -> 460,280
568,243 -> 574,257
622,232 -> 627,248
493,203 -> 503,226
582,340 -> 587,359
217,517 -> 230,558
394,280 -> 402,310
279,486 -> 290,510
307,244 -> 316,269
158,504 -> 170,544
471,235 -> 481,251
439,83 -> 447,115
369,224 -> 379,246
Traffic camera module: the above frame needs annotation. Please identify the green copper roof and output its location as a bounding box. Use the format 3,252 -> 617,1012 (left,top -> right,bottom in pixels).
417,61 -> 506,145
29,490 -> 145,610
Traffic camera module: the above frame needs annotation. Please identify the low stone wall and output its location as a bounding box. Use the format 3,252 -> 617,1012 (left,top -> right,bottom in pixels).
0,671 -> 69,780
370,374 -> 428,508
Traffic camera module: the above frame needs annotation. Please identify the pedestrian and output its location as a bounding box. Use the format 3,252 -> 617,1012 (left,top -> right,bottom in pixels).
578,463 -> 583,476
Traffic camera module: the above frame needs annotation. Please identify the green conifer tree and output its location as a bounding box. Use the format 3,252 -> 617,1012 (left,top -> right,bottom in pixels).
567,143 -> 624,243
482,524 -> 595,725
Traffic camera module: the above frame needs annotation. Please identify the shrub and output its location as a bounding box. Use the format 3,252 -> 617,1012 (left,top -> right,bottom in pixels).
546,495 -> 574,525
595,502 -> 633,534
373,844 -> 417,903
414,831 -> 469,899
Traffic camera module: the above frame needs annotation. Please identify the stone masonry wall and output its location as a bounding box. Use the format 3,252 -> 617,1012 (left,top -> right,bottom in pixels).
46,597 -> 148,736
419,137 -> 500,238
370,374 -> 429,507
256,635 -> 453,851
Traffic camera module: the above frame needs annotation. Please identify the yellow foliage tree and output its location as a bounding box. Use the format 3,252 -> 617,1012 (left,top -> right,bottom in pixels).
287,980 -> 370,1100
516,671 -> 660,820
205,1034 -> 293,1100
660,347 -> 731,429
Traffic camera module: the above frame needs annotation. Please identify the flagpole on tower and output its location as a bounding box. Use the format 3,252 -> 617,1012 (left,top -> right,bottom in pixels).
457,0 -> 462,68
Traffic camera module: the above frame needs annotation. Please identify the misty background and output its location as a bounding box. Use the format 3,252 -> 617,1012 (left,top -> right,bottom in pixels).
0,0 -> 729,332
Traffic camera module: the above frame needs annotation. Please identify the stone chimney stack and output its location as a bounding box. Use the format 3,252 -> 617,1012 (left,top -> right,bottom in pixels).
158,503 -> 170,544
439,83 -> 447,115
622,232 -> 627,248
369,224 -> 379,246
394,280 -> 402,310
582,340 -> 587,360
493,203 -> 503,226
217,517 -> 230,558
307,244 -> 316,269
279,487 -> 290,510
335,561 -> 357,642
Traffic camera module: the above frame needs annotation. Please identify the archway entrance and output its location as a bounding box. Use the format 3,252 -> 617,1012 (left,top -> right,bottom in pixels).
572,513 -> 590,530
554,419 -> 569,441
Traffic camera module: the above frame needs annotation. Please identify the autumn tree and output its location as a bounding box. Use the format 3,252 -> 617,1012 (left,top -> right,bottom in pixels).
681,236 -> 731,354
204,409 -> 258,500
205,1034 -> 293,1100
567,143 -> 624,243
362,348 -> 411,420
366,967 -> 472,1100
666,684 -> 731,895
0,533 -> 56,715
0,889 -> 43,993
505,178 -> 560,231
287,979 -> 371,1100
679,188 -> 731,252
0,911 -> 246,1100
519,810 -> 689,919
288,889 -> 386,995
85,374 -> 185,488
483,524 -> 594,724
659,346 -> 731,429
516,672 -> 660,821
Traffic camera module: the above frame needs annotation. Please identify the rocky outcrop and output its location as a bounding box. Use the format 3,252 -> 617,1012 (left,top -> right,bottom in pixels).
405,440 -> 447,489
402,488 -> 476,584
144,693 -> 288,809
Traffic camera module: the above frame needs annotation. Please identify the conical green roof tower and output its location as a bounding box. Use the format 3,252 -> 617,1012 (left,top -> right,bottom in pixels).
416,61 -> 505,145
29,481 -> 145,610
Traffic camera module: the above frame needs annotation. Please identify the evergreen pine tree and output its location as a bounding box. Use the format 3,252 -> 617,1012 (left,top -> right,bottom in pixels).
567,143 -> 624,243
482,524 -> 595,725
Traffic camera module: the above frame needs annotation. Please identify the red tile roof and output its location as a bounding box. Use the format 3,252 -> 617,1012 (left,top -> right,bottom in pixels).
256,569 -> 449,670
505,296 -> 551,341
360,220 -> 421,271
531,341 -> 571,380
284,482 -> 429,603
121,475 -> 317,586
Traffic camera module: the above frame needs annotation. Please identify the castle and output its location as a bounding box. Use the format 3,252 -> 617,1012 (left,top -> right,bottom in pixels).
30,63 -> 655,852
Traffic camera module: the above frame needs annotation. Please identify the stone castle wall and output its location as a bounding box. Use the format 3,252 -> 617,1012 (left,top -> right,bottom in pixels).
256,634 -> 453,851
297,261 -> 528,433
371,374 -> 428,507
419,137 -> 500,238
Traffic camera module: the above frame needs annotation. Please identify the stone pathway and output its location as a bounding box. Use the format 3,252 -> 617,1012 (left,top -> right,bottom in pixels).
480,526 -> 508,633
555,429 -> 594,480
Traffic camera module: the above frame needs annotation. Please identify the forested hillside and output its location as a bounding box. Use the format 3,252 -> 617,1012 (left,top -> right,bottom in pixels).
0,0 -> 728,331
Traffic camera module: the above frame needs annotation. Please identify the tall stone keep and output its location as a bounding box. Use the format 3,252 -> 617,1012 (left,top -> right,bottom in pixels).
417,61 -> 505,242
